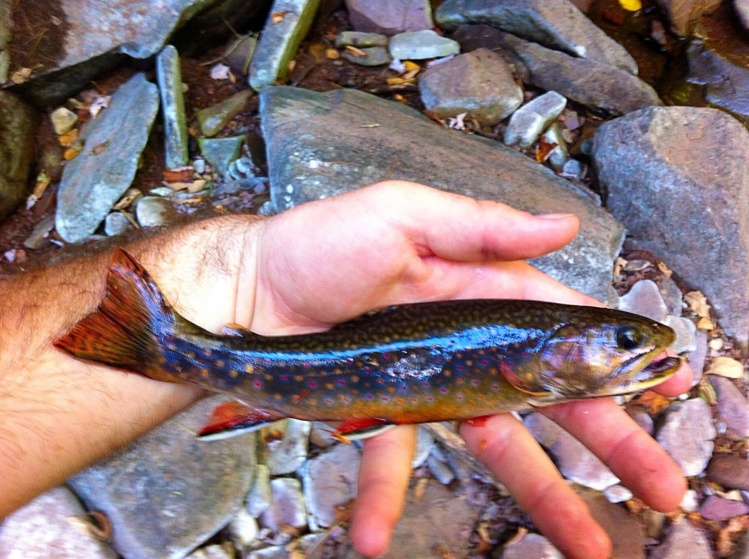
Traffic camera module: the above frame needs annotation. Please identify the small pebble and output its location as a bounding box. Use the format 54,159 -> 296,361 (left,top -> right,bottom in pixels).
51,106 -> 78,135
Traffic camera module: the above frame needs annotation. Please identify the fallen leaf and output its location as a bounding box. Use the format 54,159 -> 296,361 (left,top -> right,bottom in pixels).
698,380 -> 717,405
413,477 -> 429,501
113,188 -> 142,211
66,511 -> 112,541
10,67 -> 33,84
637,391 -> 672,413
271,10 -> 291,23
504,527 -> 529,547
446,112 -> 467,131
657,261 -> 673,277
613,257 -> 627,277
89,95 -> 111,118
619,0 -> 642,10
326,48 -> 340,60
58,129 -> 79,147
188,179 -> 207,193
359,123 -> 380,128
90,140 -> 109,155
30,170 -> 51,199
386,76 -> 415,86
536,136 -> 558,163
345,45 -> 367,58
685,290 -> 711,318
63,146 -> 83,160
210,63 -> 232,80
706,357 -> 744,379
697,317 -> 715,330
163,168 -> 193,182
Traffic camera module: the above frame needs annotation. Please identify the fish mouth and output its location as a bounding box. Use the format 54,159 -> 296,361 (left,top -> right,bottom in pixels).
617,351 -> 682,392
643,355 -> 682,376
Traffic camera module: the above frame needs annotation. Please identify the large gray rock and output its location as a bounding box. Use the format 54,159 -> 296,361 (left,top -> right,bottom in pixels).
0,486 -> 118,559
259,86 -> 625,302
686,41 -> 749,123
493,31 -> 661,115
345,0 -> 434,34
655,398 -> 716,477
435,0 -> 638,74
0,91 -> 38,220
156,45 -> 189,169
9,0 -> 267,105
419,48 -> 523,125
68,397 -> 255,559
651,519 -> 712,559
592,106 -> 749,344
56,73 -> 160,243
710,376 -> 749,438
302,442 -> 360,528
579,490 -> 647,559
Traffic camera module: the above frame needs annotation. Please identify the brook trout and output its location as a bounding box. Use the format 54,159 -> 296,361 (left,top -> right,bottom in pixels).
55,249 -> 680,440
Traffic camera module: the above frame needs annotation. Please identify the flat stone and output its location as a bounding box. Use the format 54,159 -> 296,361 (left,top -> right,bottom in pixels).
55,73 -> 159,243
259,86 -> 625,303
501,533 -> 563,559
247,464 -> 273,518
389,30 -> 460,60
650,519 -> 713,559
493,31 -> 661,115
419,48 -> 522,125
504,91 -> 567,147
427,454 -> 455,485
593,106 -> 749,344
0,91 -> 38,220
665,315 -> 697,354
156,45 -> 189,169
228,508 -> 258,547
412,425 -> 436,468
335,31 -> 389,48
302,443 -> 360,528
626,405 -> 654,435
51,107 -> 78,135
135,196 -> 178,228
710,376 -> 749,437
525,412 -> 619,490
435,0 -> 638,73
69,396 -> 255,559
259,478 -> 307,532
309,421 -> 339,448
687,329 -> 709,386
0,486 -> 118,559
249,0 -> 322,90
24,215 -> 56,249
700,495 -> 749,521
199,135 -> 246,175
707,454 -> 749,490
617,280 -> 669,323
655,398 -> 716,477
196,89 -> 254,137
104,212 -> 134,236
579,490 -> 646,559
266,418 -> 310,475
345,0 -> 434,34
341,46 -> 392,66
604,484 -> 634,504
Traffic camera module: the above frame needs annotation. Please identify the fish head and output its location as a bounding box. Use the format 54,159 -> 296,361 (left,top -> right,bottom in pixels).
510,312 -> 681,400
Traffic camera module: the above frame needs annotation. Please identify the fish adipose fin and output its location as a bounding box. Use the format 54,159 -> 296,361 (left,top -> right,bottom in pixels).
199,401 -> 284,441
54,248 -> 176,382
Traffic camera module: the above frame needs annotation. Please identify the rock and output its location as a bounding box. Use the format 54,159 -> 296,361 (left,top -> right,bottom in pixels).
199,135 -> 246,175
0,2 -> 8,82
525,412 -> 619,490
542,122 -> 568,171
302,443 -> 360,528
732,528 -> 749,559
260,478 -> 307,532
604,484 -> 634,504
309,421 -> 339,447
710,376 -> 749,437
55,73 -> 159,243
51,107 -> 78,135
419,48 -> 522,126
659,275 -> 684,316
135,196 -> 178,228
412,426 -> 436,468
229,508 -> 258,547
69,397 -> 255,559
680,490 -> 699,513
389,30 -> 461,60
196,89 -> 254,137
187,544 -> 233,559
738,0 -> 749,31
658,0 -> 722,36
665,315 -> 697,354
700,495 -> 749,521
493,31 -> 661,115
435,0 -> 638,74
343,481 -> 476,559
617,280 -> 669,323
579,490 -> 646,559
341,46 -> 392,66
0,91 -> 38,220
223,34 -> 258,75
266,418 -> 310,475
11,0 -> 266,105
259,86 -> 625,303
427,454 -> 455,485
249,0 -> 322,90
23,215 -> 56,249
561,159 -> 584,180
687,329 -> 708,386
626,405 -> 654,435
650,519 -> 713,559
335,31 -> 389,48
345,0 -> 434,34
685,41 -> 749,123
0,486 -> 118,559
504,91 -> 567,147
156,45 -> 189,169
593,107 -> 749,343
104,212 -> 134,236
501,533 -> 563,559
655,398 -> 716,477
247,464 -> 273,518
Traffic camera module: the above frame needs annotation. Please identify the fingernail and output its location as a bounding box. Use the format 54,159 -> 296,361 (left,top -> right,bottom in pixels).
537,213 -> 576,220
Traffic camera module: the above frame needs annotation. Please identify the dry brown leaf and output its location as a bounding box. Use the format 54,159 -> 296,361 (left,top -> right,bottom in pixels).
657,261 -> 673,277
271,10 -> 291,23
187,179 -> 207,193
113,188 -> 142,211
707,357 -> 744,379
10,67 -> 33,84
344,45 -> 367,58
31,171 -> 51,199
326,48 -> 340,60
536,136 -> 558,163
636,391 -> 672,413
163,168 -> 193,182
413,477 -> 429,501
613,256 -> 627,277
91,140 -> 109,155
685,290 -> 711,318
58,129 -> 78,147
63,146 -> 83,160
697,317 -> 715,330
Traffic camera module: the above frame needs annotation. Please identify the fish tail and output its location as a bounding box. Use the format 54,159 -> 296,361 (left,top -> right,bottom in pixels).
54,248 -> 176,381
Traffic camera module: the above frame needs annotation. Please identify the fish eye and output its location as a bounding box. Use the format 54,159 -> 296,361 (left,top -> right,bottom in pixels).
616,325 -> 644,351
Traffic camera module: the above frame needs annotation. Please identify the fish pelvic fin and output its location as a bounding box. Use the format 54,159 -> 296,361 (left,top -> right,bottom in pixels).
54,248 -> 175,380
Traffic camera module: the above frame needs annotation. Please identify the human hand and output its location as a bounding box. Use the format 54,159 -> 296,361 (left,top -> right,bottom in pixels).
242,181 -> 692,559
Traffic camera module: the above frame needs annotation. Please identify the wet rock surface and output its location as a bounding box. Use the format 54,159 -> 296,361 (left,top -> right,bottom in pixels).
656,398 -> 717,477
0,92 -> 38,220
345,0 -> 434,34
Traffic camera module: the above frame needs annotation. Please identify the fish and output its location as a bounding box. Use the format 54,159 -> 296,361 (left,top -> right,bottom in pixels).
54,249 -> 681,441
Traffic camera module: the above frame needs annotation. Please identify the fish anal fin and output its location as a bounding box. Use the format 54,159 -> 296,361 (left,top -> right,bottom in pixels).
220,323 -> 254,337
332,418 -> 396,443
199,401 -> 284,441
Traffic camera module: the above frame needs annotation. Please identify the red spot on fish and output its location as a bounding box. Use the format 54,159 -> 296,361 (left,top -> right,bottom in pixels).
422,381 -> 430,387
364,393 -> 374,401
308,380 -> 318,388
410,397 -> 418,403
324,398 -> 334,405
425,395 -> 434,402
280,374 -> 288,381
399,384 -> 407,392
471,379 -> 480,386
383,353 -> 390,359
435,357 -> 442,363
303,362 -> 311,369
377,378 -> 385,384
337,379 -> 346,386
491,383 -> 500,391
456,365 -> 464,372
253,380 -> 261,388
480,359 -> 489,367
456,378 -> 464,385
455,394 -> 464,402
381,395 -> 391,403
439,387 -> 448,395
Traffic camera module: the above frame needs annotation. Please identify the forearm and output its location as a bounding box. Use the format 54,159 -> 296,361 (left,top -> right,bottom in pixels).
0,215 -> 262,518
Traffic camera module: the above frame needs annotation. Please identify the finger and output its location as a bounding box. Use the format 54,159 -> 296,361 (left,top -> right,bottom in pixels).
540,399 -> 687,512
651,350 -> 693,396
460,415 -> 612,559
350,425 -> 417,558
373,182 -> 581,262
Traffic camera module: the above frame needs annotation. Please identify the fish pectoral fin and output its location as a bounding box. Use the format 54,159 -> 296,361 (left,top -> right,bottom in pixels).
219,323 -> 254,337
332,418 -> 397,443
499,362 -> 550,397
198,401 -> 284,441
